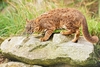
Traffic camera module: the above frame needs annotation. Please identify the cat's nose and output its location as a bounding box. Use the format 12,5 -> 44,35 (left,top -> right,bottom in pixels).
24,30 -> 33,35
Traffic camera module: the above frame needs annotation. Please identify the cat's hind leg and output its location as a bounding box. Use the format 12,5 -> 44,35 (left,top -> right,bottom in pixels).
72,29 -> 80,43
60,30 -> 73,35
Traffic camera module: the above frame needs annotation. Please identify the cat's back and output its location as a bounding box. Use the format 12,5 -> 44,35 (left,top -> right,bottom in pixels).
35,8 -> 84,24
40,8 -> 83,19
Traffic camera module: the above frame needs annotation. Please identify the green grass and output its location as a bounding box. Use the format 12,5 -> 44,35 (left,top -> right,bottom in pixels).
0,1 -> 58,36
0,0 -> 62,36
0,0 -> 100,44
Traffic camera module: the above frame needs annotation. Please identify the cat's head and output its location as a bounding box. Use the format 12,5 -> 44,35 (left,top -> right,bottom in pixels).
25,19 -> 39,34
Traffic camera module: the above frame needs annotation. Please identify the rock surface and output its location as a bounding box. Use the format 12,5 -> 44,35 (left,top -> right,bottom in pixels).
0,34 -> 97,67
0,62 -> 42,67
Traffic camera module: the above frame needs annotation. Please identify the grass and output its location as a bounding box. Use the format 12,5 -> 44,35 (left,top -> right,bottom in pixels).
0,0 -> 60,37
0,0 -> 100,44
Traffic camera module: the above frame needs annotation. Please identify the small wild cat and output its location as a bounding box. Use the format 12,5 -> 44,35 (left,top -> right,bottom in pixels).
25,8 -> 99,43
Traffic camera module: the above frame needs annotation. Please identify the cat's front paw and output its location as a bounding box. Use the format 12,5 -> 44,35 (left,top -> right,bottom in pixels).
40,37 -> 47,41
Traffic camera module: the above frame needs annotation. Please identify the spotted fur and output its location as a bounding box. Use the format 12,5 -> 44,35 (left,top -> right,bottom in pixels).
25,8 -> 99,43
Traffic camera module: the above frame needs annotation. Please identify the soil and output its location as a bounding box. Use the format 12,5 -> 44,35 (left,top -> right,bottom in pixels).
0,37 -> 9,64
0,53 -> 9,64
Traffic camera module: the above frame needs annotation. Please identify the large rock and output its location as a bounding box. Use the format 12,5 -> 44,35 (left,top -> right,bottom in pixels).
0,34 -> 98,67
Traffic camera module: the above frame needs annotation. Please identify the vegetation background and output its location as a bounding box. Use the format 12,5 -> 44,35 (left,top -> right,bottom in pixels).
0,0 -> 100,43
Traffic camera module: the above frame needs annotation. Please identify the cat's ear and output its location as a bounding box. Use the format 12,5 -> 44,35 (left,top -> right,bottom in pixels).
26,18 -> 29,22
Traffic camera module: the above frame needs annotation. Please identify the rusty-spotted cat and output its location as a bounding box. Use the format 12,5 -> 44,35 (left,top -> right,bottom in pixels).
25,8 -> 99,43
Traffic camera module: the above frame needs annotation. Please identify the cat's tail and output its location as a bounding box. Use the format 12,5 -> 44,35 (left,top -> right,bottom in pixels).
81,17 -> 99,43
